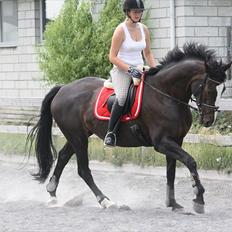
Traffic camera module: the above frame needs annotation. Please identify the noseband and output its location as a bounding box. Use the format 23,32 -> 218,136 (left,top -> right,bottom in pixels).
192,74 -> 222,114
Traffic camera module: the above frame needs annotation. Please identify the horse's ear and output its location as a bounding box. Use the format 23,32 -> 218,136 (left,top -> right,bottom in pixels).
222,61 -> 232,72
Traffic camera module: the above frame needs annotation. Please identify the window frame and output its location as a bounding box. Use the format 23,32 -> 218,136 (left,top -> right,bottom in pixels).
39,0 -> 46,43
0,0 -> 18,48
39,0 -> 65,43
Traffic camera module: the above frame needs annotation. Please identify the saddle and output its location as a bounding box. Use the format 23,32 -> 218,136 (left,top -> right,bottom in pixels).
94,76 -> 145,122
107,82 -> 136,114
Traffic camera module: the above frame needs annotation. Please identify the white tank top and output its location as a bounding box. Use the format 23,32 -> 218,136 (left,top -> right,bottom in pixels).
117,22 -> 146,66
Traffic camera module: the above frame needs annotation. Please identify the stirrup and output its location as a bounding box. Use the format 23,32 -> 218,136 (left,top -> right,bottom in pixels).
104,132 -> 116,147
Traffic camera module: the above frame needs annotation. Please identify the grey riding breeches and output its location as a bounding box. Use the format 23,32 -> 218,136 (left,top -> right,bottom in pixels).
110,66 -> 132,106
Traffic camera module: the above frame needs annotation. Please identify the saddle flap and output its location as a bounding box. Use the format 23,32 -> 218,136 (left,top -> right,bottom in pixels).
107,82 -> 137,115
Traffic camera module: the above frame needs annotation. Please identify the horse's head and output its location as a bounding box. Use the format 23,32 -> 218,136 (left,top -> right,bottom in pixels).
192,60 -> 232,127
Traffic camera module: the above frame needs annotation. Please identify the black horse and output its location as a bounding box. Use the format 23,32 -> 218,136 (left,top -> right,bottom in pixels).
28,42 -> 231,213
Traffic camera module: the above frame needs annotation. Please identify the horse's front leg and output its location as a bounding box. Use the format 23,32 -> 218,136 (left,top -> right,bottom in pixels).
155,137 -> 205,214
166,157 -> 184,211
46,142 -> 74,200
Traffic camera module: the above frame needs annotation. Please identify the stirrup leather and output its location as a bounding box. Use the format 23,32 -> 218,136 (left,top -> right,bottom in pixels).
104,132 -> 116,147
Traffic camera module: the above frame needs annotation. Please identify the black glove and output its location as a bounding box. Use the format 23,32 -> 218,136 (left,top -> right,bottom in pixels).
128,66 -> 142,79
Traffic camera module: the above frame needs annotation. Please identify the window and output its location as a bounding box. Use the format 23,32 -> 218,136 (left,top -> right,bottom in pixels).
0,0 -> 17,44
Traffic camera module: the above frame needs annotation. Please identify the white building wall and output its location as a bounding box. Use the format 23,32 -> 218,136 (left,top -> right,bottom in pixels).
0,0 -> 48,110
175,0 -> 232,60
174,0 -> 232,99
147,0 -> 171,60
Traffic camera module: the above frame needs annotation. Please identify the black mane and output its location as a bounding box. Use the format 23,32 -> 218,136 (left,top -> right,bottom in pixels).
146,42 -> 219,76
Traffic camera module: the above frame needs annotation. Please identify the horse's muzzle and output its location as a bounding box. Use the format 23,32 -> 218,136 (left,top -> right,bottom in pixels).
201,117 -> 214,127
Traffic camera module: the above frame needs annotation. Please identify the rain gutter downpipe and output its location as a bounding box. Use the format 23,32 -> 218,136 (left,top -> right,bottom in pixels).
170,0 -> 176,49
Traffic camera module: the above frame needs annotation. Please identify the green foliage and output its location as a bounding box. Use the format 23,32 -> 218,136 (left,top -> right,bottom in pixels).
182,143 -> 232,173
0,133 -> 27,155
38,0 -> 124,84
38,0 -> 94,84
1,133 -> 232,173
90,0 -> 124,77
190,111 -> 232,135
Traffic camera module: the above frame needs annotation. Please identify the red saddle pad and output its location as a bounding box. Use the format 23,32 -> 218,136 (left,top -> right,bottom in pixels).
94,77 -> 145,122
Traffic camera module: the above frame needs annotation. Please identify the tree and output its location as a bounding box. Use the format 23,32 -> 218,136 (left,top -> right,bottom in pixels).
90,0 -> 124,77
38,0 -> 94,84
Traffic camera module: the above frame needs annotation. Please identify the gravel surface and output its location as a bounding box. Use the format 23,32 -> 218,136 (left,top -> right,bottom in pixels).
0,156 -> 232,232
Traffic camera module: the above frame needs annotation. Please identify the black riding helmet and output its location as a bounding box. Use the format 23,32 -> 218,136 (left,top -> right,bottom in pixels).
123,0 -> 144,23
123,0 -> 144,12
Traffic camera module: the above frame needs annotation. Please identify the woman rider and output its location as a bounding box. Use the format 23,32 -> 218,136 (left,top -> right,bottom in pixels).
104,0 -> 156,146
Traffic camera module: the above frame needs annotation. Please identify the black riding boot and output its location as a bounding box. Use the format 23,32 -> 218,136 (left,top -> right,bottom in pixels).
104,101 -> 124,147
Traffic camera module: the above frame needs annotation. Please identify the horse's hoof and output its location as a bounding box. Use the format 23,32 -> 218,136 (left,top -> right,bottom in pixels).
100,197 -> 117,209
167,200 -> 184,211
46,176 -> 58,193
171,202 -> 185,214
47,196 -> 58,207
193,200 -> 205,214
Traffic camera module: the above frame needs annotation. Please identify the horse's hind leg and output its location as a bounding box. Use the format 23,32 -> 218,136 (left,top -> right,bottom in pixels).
166,157 -> 183,211
46,142 -> 74,197
67,130 -> 115,208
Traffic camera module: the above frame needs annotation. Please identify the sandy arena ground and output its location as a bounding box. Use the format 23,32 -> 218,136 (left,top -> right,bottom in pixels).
0,155 -> 231,232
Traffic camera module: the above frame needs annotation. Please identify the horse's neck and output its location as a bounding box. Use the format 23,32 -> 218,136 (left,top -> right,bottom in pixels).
152,61 -> 204,102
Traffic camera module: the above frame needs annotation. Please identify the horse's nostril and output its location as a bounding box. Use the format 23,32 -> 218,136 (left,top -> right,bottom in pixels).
204,120 -> 212,127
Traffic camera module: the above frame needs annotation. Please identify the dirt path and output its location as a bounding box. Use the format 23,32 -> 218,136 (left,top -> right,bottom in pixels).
0,158 -> 231,232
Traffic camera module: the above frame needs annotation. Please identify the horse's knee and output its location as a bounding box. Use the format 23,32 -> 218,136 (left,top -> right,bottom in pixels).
58,149 -> 72,163
186,156 -> 197,170
58,152 -> 67,161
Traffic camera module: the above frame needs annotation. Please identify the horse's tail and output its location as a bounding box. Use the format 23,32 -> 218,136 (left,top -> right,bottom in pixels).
27,85 -> 61,182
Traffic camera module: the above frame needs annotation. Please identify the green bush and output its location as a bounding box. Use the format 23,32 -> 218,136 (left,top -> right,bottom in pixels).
90,0 -> 124,77
190,111 -> 232,135
38,0 -> 124,84
38,0 -> 94,84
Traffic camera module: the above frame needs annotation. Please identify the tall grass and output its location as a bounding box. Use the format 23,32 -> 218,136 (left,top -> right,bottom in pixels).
0,133 -> 231,172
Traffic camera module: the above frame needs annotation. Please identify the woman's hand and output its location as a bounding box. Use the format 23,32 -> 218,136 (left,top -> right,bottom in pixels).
128,66 -> 143,86
128,66 -> 142,79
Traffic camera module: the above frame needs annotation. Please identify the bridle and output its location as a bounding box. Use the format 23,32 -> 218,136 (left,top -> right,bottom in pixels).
143,73 -> 223,114
191,74 -> 223,113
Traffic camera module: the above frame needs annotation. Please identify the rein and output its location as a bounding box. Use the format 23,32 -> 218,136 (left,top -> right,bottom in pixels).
143,80 -> 199,111
143,75 -> 221,113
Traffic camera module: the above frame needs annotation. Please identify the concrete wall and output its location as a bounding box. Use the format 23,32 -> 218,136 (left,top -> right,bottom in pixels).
0,0 -> 49,109
176,0 -> 232,60
0,0 -> 49,124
